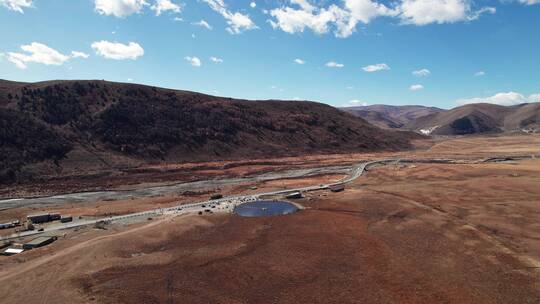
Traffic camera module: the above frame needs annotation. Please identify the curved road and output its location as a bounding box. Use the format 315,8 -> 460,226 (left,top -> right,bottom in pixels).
1,156 -> 532,241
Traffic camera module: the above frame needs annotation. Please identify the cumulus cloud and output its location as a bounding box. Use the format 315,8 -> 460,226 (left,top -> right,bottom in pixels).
456,91 -> 540,106
91,41 -> 144,60
412,68 -> 430,77
294,58 -> 305,64
202,0 -> 257,34
151,0 -> 181,16
397,0 -> 495,26
70,51 -> 90,59
192,19 -> 212,30
269,0 -> 397,38
474,70 -> 485,76
326,61 -> 344,68
519,0 -> 540,4
410,84 -> 424,91
94,0 -> 148,18
250,2 -> 256,8
362,63 -> 390,72
210,56 -> 223,63
269,3 -> 344,36
0,0 -> 32,13
185,56 -> 201,67
268,0 -> 494,37
5,42 -> 87,69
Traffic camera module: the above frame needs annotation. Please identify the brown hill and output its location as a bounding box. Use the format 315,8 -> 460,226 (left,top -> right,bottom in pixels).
342,105 -> 443,129
408,103 -> 540,135
0,79 -> 417,184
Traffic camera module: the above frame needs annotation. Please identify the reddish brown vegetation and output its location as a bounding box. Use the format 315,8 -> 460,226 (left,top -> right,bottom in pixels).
0,79 -> 417,185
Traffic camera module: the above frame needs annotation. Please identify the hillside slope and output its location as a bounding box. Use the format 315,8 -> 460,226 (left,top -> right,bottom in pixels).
342,105 -> 443,129
0,80 -> 417,184
408,103 -> 540,135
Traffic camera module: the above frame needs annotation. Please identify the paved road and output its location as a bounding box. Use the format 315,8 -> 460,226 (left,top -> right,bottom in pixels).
0,159 -> 395,241
0,165 -> 352,211
2,155 -> 533,241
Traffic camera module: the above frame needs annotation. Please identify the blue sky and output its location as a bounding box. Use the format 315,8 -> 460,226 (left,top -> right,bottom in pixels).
0,0 -> 539,109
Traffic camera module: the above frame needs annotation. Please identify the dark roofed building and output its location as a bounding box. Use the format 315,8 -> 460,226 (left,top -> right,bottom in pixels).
23,236 -> 56,250
329,184 -> 345,192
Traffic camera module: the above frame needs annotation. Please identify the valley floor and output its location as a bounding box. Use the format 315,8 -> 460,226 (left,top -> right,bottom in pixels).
1,134 -> 540,303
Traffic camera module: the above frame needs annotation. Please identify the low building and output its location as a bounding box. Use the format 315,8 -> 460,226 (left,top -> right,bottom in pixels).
49,213 -> 61,221
60,215 -> 73,223
0,220 -> 20,230
329,184 -> 345,192
27,213 -> 51,224
23,236 -> 56,250
1,248 -> 24,256
27,213 -> 62,224
210,194 -> 223,200
286,192 -> 303,199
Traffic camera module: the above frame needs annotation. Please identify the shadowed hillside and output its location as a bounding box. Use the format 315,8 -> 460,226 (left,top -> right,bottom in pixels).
342,105 -> 443,129
407,103 -> 540,135
343,103 -> 540,136
0,80 -> 418,184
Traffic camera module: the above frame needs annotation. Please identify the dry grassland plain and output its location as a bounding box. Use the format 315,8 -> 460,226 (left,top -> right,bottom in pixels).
1,134 -> 540,304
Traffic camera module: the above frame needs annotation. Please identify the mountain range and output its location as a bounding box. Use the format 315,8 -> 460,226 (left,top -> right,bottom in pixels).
343,103 -> 540,135
0,80 -> 417,184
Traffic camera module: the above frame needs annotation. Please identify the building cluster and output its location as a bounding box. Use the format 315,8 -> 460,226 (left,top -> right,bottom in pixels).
0,220 -> 20,230
0,211 -> 74,256
1,236 -> 57,256
27,213 -> 73,224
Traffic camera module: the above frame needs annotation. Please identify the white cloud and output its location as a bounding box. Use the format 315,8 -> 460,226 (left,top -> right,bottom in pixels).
397,0 -> 495,26
474,70 -> 485,76
529,93 -> 540,103
174,16 -> 184,21
151,0 -> 181,16
410,84 -> 424,91
185,56 -> 201,67
456,91 -> 540,106
250,2 -> 256,8
5,42 -> 79,69
338,0 -> 398,37
70,51 -> 90,59
192,19 -> 212,30
202,0 -> 257,34
519,0 -> 540,4
349,99 -> 368,106
412,68 -> 430,77
362,63 -> 390,72
91,41 -> 144,60
95,0 -> 148,18
0,0 -> 32,13
294,58 -> 305,64
268,0 -> 494,37
210,56 -> 223,63
326,61 -> 344,68
269,0 -> 397,38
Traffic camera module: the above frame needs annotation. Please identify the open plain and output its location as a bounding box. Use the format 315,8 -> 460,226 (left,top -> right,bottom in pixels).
1,134 -> 540,304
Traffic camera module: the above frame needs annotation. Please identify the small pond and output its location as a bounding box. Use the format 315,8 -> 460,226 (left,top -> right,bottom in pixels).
234,200 -> 299,217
